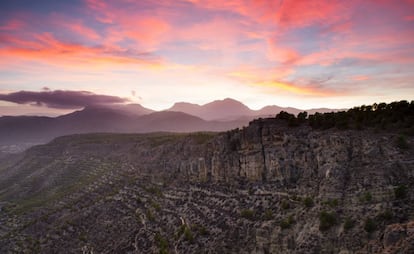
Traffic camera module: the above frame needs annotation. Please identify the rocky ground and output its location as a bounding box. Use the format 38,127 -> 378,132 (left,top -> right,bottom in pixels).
0,118 -> 413,253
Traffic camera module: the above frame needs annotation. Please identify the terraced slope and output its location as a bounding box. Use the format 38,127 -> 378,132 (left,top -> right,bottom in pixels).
0,119 -> 413,253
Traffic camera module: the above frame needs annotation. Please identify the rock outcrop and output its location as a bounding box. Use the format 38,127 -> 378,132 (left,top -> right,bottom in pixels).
0,118 -> 413,253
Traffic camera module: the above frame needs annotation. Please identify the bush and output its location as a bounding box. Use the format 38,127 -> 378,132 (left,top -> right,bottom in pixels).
377,210 -> 393,221
241,209 -> 255,220
319,211 -> 337,231
184,227 -> 194,242
146,209 -> 155,221
359,192 -> 372,203
263,209 -> 273,220
192,224 -> 209,236
151,201 -> 161,211
364,218 -> 376,233
343,218 -> 355,231
323,198 -> 339,207
280,215 -> 295,229
281,200 -> 290,210
303,197 -> 314,208
145,186 -> 163,197
394,185 -> 407,199
396,135 -> 410,149
175,225 -> 194,242
155,233 -> 169,254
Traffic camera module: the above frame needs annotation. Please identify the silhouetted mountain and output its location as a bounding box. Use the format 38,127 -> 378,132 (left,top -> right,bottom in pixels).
0,106 -> 248,149
169,98 -> 253,121
169,98 -> 339,120
0,99 -> 342,150
108,103 -> 154,116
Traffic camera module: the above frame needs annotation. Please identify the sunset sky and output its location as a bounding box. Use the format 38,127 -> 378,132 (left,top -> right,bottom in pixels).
0,0 -> 413,116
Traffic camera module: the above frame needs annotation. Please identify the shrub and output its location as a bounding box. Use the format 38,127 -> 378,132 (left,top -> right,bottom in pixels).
280,215 -> 295,229
145,186 -> 163,197
175,225 -> 197,242
377,210 -> 393,221
396,135 -> 410,149
155,233 -> 169,254
359,192 -> 372,203
319,211 -> 337,231
193,224 -> 209,236
364,218 -> 376,233
183,227 -> 194,242
240,209 -> 255,220
323,198 -> 339,207
303,197 -> 314,208
263,209 -> 273,220
151,201 -> 161,211
394,185 -> 407,199
343,218 -> 355,231
146,209 -> 155,221
281,200 -> 290,210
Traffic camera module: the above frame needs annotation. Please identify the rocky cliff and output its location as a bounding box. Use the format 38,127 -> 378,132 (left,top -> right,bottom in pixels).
0,118 -> 413,253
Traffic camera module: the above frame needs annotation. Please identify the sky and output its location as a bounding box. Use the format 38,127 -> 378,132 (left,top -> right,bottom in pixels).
0,0 -> 413,116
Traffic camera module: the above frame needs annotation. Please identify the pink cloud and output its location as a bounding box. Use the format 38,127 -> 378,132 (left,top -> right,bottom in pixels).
65,22 -> 101,41
0,32 -> 164,68
0,19 -> 25,31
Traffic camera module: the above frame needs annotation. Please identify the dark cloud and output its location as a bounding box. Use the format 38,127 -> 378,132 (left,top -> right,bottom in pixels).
0,90 -> 129,109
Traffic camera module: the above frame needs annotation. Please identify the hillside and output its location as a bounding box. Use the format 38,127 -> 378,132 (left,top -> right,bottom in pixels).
0,102 -> 413,253
0,98 -> 343,152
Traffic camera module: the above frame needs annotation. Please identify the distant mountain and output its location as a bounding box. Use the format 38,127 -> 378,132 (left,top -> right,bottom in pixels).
107,103 -> 154,116
168,98 -> 339,120
0,99 -> 342,150
0,105 -> 249,149
169,98 -> 253,121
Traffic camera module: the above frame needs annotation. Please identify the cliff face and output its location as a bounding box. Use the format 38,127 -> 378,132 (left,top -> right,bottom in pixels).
0,118 -> 413,253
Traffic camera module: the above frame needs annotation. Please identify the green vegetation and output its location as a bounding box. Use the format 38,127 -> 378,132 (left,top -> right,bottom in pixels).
148,133 -> 186,147
319,211 -> 337,231
192,224 -> 209,236
240,209 -> 255,220
359,191 -> 373,203
144,186 -> 163,198
396,135 -> 410,149
280,215 -> 295,229
377,210 -> 393,221
176,225 -> 194,243
151,200 -> 161,211
155,233 -> 169,254
263,209 -> 273,220
303,197 -> 314,208
343,218 -> 355,231
323,198 -> 339,207
184,227 -> 194,242
394,185 -> 408,199
189,132 -> 216,144
275,100 -> 414,133
291,195 -> 302,202
146,209 -> 155,221
364,218 -> 376,233
281,200 -> 290,210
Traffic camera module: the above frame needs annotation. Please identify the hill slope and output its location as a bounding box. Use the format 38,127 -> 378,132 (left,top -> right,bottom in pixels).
0,115 -> 413,253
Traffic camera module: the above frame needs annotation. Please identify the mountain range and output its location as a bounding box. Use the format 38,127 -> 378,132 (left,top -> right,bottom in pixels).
0,98 -> 340,150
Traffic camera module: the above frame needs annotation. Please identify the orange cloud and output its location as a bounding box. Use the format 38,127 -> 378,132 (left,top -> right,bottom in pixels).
267,39 -> 301,64
352,75 -> 370,81
0,33 -> 164,69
